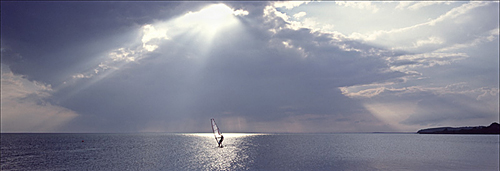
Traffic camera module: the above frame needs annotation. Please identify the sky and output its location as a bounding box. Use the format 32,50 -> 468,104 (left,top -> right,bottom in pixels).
1,1 -> 498,133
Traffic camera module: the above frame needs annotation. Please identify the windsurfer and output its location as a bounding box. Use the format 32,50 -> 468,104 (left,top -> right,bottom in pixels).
218,135 -> 224,147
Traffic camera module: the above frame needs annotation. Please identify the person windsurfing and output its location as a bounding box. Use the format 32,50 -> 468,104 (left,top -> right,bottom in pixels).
211,118 -> 224,147
218,135 -> 224,147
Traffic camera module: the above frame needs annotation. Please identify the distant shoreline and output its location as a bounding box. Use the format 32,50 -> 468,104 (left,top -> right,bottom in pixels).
417,122 -> 500,134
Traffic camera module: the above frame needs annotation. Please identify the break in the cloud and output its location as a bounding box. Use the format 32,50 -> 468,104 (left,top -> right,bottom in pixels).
1,1 -> 498,133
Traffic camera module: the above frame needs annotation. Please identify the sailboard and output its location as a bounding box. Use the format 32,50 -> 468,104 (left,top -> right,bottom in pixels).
211,118 -> 223,146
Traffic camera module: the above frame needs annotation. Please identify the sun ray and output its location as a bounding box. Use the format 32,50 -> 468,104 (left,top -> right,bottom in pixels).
58,3 -> 248,102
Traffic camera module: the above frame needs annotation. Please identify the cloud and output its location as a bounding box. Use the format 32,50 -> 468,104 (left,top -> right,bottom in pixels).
341,82 -> 499,129
70,24 -> 168,82
413,36 -> 445,48
335,1 -> 379,13
69,3 -> 248,82
436,27 -> 499,52
1,2 -> 497,133
400,89 -> 498,126
395,2 -> 413,10
46,2 -> 412,133
273,1 -> 310,10
263,5 -> 340,36
335,2 -> 498,121
350,1 -> 495,53
429,1 -> 489,25
407,2 -> 452,10
1,64 -> 78,132
386,52 -> 469,73
394,2 -> 453,11
141,25 -> 169,52
233,9 -> 249,16
293,12 -> 306,19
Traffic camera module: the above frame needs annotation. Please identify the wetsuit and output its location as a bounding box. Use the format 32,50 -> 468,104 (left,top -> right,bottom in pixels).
218,135 -> 224,147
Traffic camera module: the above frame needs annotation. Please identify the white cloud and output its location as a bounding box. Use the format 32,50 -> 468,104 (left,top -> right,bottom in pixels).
273,1 -> 310,10
109,47 -> 138,62
341,86 -> 386,98
395,1 -> 414,10
413,36 -> 445,48
396,1 -> 452,11
263,5 -> 337,34
1,64 -> 78,132
342,83 -> 498,100
407,1 -> 452,10
330,0 -> 498,129
72,73 -> 92,79
176,4 -> 237,31
386,52 -> 469,74
350,1 -> 492,50
428,1 -> 489,25
293,11 -> 306,19
476,87 -> 499,101
233,9 -> 249,16
436,27 -> 499,52
335,1 -> 379,13
141,24 -> 169,52
341,86 -> 413,99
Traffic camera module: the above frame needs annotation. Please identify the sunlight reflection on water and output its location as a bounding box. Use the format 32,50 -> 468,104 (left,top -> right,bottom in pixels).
183,133 -> 264,170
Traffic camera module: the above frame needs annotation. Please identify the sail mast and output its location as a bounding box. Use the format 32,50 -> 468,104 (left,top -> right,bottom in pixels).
211,118 -> 221,144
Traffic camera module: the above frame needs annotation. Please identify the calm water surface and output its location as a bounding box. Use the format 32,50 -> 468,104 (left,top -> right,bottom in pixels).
1,133 -> 498,170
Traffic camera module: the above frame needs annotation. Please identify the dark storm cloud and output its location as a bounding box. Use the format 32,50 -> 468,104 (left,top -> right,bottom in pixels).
1,1 -> 207,85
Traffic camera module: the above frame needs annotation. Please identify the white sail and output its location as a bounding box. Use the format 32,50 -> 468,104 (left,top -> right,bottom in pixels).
211,118 -> 222,144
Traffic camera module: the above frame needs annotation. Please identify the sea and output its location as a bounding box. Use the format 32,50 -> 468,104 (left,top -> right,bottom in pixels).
1,133 -> 499,171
